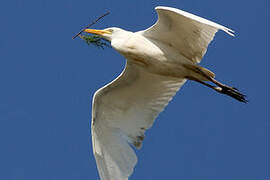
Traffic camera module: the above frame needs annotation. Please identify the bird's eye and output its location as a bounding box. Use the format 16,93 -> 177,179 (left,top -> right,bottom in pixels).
107,29 -> 114,33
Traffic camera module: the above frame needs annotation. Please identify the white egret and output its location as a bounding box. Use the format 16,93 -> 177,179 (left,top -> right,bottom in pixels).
83,6 -> 246,180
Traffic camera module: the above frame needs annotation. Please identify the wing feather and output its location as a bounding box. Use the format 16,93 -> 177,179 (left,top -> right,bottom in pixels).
141,6 -> 234,63
91,62 -> 186,180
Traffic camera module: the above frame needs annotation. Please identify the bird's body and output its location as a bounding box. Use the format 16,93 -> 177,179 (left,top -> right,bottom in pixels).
112,30 -> 191,78
82,6 -> 247,180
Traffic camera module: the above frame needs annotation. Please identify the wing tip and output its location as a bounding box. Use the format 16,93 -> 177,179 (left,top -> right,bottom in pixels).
155,6 -> 179,12
223,27 -> 235,37
155,6 -> 163,10
155,6 -> 236,37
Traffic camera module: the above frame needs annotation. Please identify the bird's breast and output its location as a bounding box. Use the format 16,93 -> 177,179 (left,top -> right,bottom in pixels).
115,35 -> 165,64
112,33 -> 191,78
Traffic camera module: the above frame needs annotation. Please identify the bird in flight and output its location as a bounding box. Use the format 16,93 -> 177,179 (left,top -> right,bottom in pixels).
82,6 -> 247,180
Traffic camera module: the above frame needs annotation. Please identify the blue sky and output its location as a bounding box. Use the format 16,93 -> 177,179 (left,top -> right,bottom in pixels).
2,0 -> 270,179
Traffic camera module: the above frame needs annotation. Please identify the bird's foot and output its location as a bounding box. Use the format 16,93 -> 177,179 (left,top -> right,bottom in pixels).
213,85 -> 247,103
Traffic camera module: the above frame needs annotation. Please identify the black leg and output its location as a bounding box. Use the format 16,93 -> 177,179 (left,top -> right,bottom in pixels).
186,75 -> 248,103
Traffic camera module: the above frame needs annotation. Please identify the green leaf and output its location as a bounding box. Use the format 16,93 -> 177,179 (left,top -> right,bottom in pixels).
80,34 -> 111,49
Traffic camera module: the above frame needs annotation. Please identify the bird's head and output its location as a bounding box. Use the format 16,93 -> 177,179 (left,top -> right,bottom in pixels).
84,27 -> 127,42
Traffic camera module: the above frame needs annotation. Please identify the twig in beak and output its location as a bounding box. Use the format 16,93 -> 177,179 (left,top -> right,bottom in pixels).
72,11 -> 110,40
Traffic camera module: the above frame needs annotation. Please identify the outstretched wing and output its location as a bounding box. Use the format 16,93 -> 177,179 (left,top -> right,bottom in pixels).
91,61 -> 186,180
141,6 -> 234,63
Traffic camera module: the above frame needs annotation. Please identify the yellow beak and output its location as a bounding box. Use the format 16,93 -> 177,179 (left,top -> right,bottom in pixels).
84,29 -> 111,36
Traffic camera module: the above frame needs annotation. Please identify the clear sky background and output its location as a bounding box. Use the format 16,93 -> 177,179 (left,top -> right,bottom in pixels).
2,0 -> 270,179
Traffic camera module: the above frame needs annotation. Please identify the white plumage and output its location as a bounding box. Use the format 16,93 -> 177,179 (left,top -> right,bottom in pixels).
82,6 -> 246,180
142,7 -> 234,63
92,63 -> 186,180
